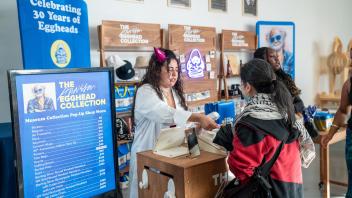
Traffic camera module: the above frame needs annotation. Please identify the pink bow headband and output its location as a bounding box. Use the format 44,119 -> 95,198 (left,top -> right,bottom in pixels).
154,47 -> 167,63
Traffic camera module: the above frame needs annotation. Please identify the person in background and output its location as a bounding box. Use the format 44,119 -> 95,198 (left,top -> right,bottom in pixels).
128,48 -> 218,198
321,78 -> 352,198
227,59 -> 303,197
254,47 -> 304,114
254,47 -> 319,136
254,47 -> 317,168
27,85 -> 55,113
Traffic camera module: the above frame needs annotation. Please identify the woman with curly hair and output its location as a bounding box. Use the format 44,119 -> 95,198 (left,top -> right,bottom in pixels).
128,48 -> 218,198
254,47 -> 304,113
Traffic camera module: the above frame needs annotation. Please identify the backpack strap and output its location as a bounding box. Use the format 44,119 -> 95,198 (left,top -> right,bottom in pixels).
259,135 -> 288,177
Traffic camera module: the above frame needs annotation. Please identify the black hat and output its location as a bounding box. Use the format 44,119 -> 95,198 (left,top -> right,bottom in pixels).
106,55 -> 135,81
116,60 -> 135,80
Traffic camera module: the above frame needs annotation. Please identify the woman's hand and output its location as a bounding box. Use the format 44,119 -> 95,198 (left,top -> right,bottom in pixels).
188,113 -> 219,131
320,133 -> 335,148
198,114 -> 219,131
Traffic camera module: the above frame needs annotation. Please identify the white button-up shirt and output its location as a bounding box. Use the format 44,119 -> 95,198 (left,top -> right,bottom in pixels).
129,84 -> 191,198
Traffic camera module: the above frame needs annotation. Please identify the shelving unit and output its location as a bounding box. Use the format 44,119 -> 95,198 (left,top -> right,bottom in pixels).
218,74 -> 240,78
218,29 -> 256,100
115,81 -> 140,86
116,111 -> 132,118
98,20 -> 164,192
315,37 -> 351,110
168,24 -> 218,111
227,95 -> 241,100
119,166 -> 130,176
316,93 -> 340,109
97,20 -> 163,66
118,139 -> 133,146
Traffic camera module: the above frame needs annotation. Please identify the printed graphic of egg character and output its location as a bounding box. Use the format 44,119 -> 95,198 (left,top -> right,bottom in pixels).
186,49 -> 205,78
50,40 -> 71,68
56,44 -> 67,64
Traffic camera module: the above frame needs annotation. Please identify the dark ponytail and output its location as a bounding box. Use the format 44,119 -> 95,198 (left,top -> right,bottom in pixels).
240,59 -> 295,126
272,80 -> 295,125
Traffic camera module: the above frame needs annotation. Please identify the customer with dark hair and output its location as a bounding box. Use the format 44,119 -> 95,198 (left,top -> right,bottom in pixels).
128,48 -> 218,198
254,47 -> 316,168
254,47 -> 319,138
254,47 -> 304,113
227,59 -> 303,197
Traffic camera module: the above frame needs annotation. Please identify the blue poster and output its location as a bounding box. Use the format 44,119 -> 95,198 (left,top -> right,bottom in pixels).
256,21 -> 295,79
17,0 -> 91,69
15,72 -> 116,197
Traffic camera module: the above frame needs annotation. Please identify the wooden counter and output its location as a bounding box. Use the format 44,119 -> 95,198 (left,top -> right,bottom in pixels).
137,150 -> 227,198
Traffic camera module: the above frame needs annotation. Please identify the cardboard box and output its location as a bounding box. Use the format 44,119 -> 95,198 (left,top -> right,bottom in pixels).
137,150 -> 227,198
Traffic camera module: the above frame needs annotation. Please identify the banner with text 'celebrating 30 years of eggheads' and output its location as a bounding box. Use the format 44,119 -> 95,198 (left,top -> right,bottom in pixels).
17,0 -> 91,69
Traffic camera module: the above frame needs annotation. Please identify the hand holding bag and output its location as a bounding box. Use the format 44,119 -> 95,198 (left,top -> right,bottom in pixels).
295,115 -> 316,168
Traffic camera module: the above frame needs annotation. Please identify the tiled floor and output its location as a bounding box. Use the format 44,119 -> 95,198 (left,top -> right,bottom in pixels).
303,141 -> 348,198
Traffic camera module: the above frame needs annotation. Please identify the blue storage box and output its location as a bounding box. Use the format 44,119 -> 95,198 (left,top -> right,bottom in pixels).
313,111 -> 334,131
205,101 -> 235,125
118,143 -> 129,170
115,85 -> 136,112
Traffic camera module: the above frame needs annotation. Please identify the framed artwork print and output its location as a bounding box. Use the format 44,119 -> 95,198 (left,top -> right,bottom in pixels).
256,21 -> 296,79
242,0 -> 257,16
168,0 -> 191,8
209,0 -> 227,13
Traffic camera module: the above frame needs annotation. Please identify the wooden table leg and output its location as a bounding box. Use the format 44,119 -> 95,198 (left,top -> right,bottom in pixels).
320,145 -> 330,198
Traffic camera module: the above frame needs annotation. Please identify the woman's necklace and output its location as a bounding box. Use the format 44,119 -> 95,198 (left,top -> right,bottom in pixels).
161,88 -> 172,98
161,88 -> 176,108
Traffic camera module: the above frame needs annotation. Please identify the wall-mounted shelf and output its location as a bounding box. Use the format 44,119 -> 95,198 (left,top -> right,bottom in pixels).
187,98 -> 216,108
316,93 -> 340,109
218,74 -> 240,78
168,24 -> 218,110
317,94 -> 340,102
218,29 -> 256,100
222,49 -> 256,53
119,166 -> 130,176
115,81 -> 140,86
97,48 -> 155,52
98,20 -> 163,67
118,139 -> 132,146
227,95 -> 241,100
116,111 -> 132,118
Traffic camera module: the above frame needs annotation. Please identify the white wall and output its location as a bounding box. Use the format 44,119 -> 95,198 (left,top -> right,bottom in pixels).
0,0 -> 23,123
1,0 -> 352,123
